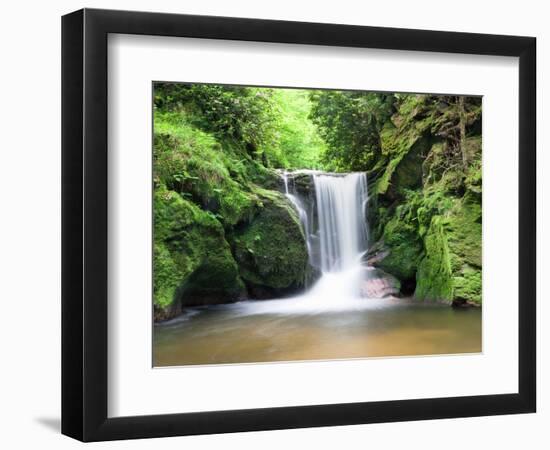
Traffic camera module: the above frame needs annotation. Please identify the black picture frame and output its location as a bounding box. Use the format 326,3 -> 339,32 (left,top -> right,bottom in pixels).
62,8 -> 536,442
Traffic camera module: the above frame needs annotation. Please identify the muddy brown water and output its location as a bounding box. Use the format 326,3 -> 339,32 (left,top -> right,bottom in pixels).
153,297 -> 481,367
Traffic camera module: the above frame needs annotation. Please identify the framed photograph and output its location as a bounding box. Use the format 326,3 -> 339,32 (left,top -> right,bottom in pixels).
62,8 -> 536,441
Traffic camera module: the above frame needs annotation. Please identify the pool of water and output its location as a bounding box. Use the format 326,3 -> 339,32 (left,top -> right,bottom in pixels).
153,297 -> 481,366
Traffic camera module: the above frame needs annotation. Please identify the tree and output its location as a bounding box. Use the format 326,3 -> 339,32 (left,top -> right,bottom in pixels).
309,91 -> 395,172
154,83 -> 277,162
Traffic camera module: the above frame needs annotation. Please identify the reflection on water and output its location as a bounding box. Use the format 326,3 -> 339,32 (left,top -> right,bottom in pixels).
153,297 -> 481,367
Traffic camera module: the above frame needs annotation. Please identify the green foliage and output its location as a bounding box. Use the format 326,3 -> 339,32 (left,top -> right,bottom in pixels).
152,82 -> 483,312
154,83 -> 277,160
154,110 -> 265,226
270,89 -> 327,169
154,83 -> 329,170
464,136 -> 482,194
309,90 -> 395,171
152,83 -> 324,314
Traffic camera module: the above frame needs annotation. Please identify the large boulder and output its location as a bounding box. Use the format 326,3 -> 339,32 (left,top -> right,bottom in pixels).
153,187 -> 246,321
230,189 -> 309,298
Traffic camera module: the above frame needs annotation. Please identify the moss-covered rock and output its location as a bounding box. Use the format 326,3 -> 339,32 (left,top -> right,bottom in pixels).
446,196 -> 482,305
376,215 -> 423,282
391,135 -> 432,194
230,188 -> 309,298
152,108 -> 313,316
368,95 -> 482,306
414,215 -> 454,301
153,186 -> 245,320
447,197 -> 481,268
412,200 -> 481,305
452,267 -> 481,306
375,96 -> 435,197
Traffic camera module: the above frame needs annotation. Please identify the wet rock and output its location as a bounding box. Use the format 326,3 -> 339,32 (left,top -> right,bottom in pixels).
360,267 -> 401,298
363,240 -> 390,265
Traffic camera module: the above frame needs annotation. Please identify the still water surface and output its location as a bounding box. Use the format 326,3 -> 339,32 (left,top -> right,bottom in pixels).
154,297 -> 481,366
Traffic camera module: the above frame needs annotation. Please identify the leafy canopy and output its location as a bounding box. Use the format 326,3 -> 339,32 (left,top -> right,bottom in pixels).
309,91 -> 395,171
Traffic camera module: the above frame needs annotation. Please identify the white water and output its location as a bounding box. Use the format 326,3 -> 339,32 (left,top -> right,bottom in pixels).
313,173 -> 368,272
237,171 -> 372,314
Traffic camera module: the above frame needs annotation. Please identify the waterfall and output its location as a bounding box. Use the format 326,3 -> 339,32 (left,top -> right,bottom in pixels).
313,173 -> 368,272
235,170 -> 375,315
282,172 -> 312,257
280,171 -> 369,306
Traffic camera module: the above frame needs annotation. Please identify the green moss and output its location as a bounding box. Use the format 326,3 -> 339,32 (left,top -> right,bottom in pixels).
154,110 -> 266,227
153,242 -> 183,310
446,197 -> 482,304
376,194 -> 481,303
375,121 -> 415,195
447,197 -> 482,268
391,136 -> 432,193
453,266 -> 482,305
153,186 -> 245,315
379,192 -> 481,304
377,215 -> 423,281
375,99 -> 434,196
152,106 -> 313,315
231,190 -> 309,294
415,216 -> 454,301
464,136 -> 482,194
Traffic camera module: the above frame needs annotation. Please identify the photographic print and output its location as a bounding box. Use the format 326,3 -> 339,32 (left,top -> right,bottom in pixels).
152,83 -> 482,367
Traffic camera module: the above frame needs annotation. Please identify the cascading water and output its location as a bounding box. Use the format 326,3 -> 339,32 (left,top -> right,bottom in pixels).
313,173 -> 368,272
303,172 -> 369,306
282,172 -> 312,258
237,170 -> 372,315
